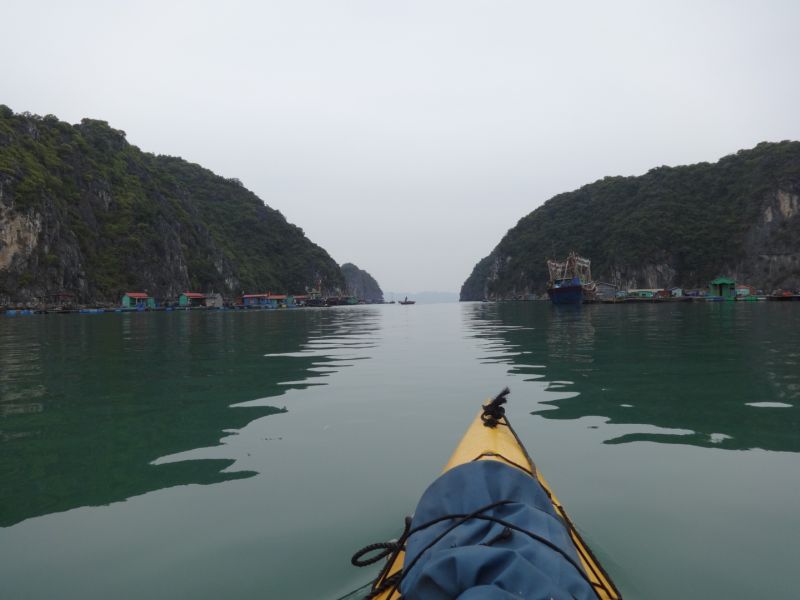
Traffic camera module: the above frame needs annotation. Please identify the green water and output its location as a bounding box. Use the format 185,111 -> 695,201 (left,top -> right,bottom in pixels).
1,303 -> 798,599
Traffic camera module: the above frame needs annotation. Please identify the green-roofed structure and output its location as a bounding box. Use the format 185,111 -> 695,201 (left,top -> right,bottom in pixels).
709,277 -> 736,299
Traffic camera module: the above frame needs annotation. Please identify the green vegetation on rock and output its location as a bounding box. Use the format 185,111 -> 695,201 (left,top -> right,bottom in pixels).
0,106 -> 345,303
461,142 -> 800,300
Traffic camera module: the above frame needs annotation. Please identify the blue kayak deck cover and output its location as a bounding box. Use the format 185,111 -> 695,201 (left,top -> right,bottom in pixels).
400,460 -> 598,600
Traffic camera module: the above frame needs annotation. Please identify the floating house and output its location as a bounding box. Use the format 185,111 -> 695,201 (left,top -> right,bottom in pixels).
735,284 -> 756,298
709,277 -> 736,299
267,294 -> 286,308
266,294 -> 295,308
47,291 -> 76,307
669,287 -> 683,297
242,293 -> 271,307
121,292 -> 155,309
241,293 -> 295,308
595,282 -> 619,300
179,292 -> 206,307
205,293 -> 224,308
627,289 -> 661,299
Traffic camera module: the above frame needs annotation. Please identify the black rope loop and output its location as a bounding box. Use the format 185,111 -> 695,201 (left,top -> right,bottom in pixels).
481,387 -> 510,427
352,515 -> 413,597
351,542 -> 400,567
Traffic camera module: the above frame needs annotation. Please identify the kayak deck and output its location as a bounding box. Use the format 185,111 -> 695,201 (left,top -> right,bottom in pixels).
366,392 -> 621,599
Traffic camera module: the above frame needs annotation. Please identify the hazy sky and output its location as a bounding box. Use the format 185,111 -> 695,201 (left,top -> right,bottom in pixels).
3,1 -> 800,292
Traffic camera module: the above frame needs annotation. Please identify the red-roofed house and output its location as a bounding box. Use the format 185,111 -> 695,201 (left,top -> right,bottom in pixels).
736,284 -> 756,298
179,292 -> 206,307
121,292 -> 155,309
268,293 -> 295,307
241,293 -> 269,307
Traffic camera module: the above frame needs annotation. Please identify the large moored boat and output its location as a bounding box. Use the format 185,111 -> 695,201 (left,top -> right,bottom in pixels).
546,251 -> 596,304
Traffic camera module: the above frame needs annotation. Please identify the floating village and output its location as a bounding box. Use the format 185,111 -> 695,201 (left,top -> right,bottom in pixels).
518,251 -> 800,304
0,288 -> 400,316
3,252 -> 800,316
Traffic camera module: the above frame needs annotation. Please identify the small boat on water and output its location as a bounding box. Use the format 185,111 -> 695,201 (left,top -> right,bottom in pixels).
399,297 -> 416,305
547,252 -> 596,305
767,290 -> 800,301
352,389 -> 621,599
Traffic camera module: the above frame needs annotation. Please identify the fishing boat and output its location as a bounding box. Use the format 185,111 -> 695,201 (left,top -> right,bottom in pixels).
546,252 -> 596,305
399,297 -> 416,305
352,389 -> 622,599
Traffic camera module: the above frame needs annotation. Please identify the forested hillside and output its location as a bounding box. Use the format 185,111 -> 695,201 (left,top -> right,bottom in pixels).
0,106 -> 344,304
461,142 -> 800,300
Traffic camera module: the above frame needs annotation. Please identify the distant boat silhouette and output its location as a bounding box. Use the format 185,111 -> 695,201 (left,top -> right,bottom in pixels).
399,296 -> 416,305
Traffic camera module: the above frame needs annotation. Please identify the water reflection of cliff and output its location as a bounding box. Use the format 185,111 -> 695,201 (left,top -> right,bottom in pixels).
466,302 -> 800,453
0,308 -> 379,526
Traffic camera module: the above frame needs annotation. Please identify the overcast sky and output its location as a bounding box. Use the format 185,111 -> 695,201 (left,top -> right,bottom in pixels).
3,1 -> 800,292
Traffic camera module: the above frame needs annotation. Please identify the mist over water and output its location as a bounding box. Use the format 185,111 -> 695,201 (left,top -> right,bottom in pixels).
1,303 -> 798,599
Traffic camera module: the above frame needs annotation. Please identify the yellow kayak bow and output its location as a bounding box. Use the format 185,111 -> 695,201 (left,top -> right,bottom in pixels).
354,388 -> 622,600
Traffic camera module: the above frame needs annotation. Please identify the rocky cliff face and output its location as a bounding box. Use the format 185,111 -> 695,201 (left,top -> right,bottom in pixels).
0,107 -> 345,305
461,142 -> 800,300
341,263 -> 383,302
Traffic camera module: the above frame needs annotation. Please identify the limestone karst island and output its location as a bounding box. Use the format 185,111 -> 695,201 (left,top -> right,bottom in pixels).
0,107 -> 387,313
3,107 -> 798,313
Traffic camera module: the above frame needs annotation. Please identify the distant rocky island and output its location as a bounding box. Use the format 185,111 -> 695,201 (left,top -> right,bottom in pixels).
461,141 -> 800,300
0,106 -> 346,305
341,263 -> 383,303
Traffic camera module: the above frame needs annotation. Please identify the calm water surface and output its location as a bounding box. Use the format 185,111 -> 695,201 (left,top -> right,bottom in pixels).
1,303 -> 798,599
